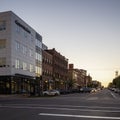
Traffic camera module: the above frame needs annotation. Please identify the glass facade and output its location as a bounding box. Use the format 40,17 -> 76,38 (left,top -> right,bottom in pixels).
35,33 -> 42,77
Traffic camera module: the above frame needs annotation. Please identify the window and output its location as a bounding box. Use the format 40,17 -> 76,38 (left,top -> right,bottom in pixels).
24,31 -> 27,38
36,39 -> 42,48
16,24 -> 21,33
31,34 -> 34,42
0,57 -> 6,67
23,62 -> 27,70
23,45 -> 27,55
36,52 -> 42,61
22,45 -> 27,55
0,21 -> 6,31
30,64 -> 34,72
15,41 -> 20,51
0,39 -> 6,49
35,66 -> 42,77
15,59 -> 20,69
29,49 -> 33,57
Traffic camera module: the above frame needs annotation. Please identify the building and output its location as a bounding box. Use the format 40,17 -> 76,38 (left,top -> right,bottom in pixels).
85,75 -> 92,87
68,64 -> 88,90
42,49 -> 53,90
79,69 -> 87,87
46,48 -> 68,90
68,64 -> 78,90
92,80 -> 101,88
0,11 -> 42,94
35,32 -> 42,95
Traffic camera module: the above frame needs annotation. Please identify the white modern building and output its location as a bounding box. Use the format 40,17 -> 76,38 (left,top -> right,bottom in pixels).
0,11 -> 42,94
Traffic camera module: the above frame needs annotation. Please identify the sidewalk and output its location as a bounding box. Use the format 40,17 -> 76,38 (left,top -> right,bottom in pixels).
0,94 -> 29,98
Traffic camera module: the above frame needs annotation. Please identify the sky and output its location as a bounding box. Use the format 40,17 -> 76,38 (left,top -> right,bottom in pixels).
0,0 -> 120,87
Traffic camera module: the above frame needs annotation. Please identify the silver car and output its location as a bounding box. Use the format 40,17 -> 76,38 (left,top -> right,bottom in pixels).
43,89 -> 60,96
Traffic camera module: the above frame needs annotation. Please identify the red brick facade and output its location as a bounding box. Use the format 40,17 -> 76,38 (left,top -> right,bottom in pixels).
46,48 -> 68,90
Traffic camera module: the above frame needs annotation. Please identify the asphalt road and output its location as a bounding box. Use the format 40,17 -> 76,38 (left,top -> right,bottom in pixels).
0,89 -> 120,120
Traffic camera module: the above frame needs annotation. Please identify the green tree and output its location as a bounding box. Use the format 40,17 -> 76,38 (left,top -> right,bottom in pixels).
113,76 -> 120,88
68,79 -> 75,89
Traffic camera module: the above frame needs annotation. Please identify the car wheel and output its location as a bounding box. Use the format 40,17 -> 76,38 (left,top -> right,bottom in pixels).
44,93 -> 48,96
55,93 -> 58,96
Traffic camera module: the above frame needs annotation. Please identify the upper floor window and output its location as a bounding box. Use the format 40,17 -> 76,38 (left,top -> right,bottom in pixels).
0,39 -> 6,49
36,52 -> 42,61
16,24 -> 21,33
22,45 -> 27,55
15,41 -> 20,51
15,59 -> 20,69
23,62 -> 27,70
24,31 -> 28,38
0,21 -> 6,31
30,64 -> 34,72
29,49 -> 34,57
0,57 -> 6,67
15,20 -> 31,34
35,39 -> 42,48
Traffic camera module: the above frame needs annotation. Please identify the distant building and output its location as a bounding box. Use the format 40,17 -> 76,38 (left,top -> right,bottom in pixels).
92,80 -> 101,88
68,64 -> 88,90
0,11 -> 42,94
68,64 -> 78,89
85,75 -> 92,87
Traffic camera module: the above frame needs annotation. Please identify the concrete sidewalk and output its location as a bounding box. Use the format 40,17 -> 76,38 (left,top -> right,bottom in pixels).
0,94 -> 29,98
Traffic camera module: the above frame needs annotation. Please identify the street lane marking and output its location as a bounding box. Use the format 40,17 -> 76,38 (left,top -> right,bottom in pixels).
1,105 -> 120,113
3,104 -> 120,109
39,113 -> 120,119
110,92 -> 117,99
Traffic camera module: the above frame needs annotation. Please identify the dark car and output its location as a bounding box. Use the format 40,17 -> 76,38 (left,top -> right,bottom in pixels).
80,87 -> 92,93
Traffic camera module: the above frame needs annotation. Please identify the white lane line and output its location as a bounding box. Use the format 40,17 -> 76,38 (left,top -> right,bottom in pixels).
39,113 -> 120,119
110,92 -> 117,99
1,105 -> 120,113
3,104 -> 120,110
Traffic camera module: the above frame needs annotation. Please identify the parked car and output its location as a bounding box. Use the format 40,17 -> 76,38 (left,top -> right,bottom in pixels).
91,88 -> 97,93
42,89 -> 60,96
80,87 -> 92,93
114,88 -> 120,93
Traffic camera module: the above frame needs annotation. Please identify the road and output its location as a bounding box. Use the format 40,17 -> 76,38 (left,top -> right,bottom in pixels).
0,89 -> 120,120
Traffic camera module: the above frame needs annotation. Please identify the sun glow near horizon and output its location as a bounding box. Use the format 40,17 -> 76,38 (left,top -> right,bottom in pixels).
87,69 -> 115,87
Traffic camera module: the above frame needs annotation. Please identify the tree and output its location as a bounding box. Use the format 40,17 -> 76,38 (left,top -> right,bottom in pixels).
108,82 -> 113,88
68,79 -> 75,90
112,76 -> 120,88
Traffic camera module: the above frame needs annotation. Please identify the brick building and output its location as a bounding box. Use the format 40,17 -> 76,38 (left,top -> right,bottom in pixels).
46,48 -> 68,90
42,50 -> 53,90
68,64 -> 88,90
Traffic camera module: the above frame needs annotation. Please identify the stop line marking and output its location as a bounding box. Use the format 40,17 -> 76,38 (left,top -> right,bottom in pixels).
39,113 -> 120,119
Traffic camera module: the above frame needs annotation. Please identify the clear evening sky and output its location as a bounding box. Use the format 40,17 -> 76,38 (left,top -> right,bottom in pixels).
0,0 -> 120,87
